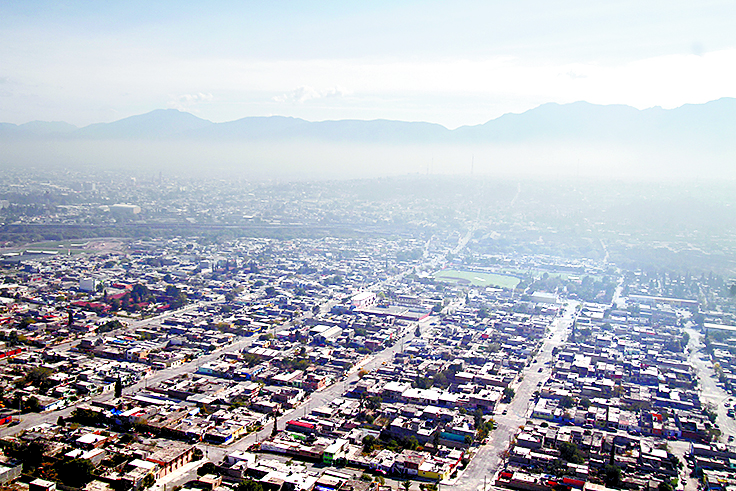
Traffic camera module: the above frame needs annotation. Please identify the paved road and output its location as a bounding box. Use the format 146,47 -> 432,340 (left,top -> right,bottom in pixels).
2,297 -> 576,491
154,318 -> 430,491
0,313 -> 261,438
684,327 -> 736,439
446,302 -> 577,491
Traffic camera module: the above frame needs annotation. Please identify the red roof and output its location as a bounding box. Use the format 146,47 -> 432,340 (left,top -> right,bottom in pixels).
286,420 -> 315,429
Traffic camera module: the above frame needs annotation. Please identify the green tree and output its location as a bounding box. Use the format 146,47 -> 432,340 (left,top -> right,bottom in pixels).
365,396 -> 382,411
141,474 -> 156,489
236,480 -> 264,491
559,442 -> 584,464
560,395 -> 575,409
57,458 -> 96,488
502,388 -> 515,403
604,465 -> 622,488
271,413 -> 279,437
11,440 -> 46,472
24,396 -> 42,413
197,462 -> 218,476
362,435 -> 376,454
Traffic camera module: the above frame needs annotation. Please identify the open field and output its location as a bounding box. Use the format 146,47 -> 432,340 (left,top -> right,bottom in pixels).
0,238 -> 126,255
433,269 -> 520,288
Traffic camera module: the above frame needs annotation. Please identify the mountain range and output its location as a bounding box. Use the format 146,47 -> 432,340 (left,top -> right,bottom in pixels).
2,98 -> 735,144
2,99 -> 735,179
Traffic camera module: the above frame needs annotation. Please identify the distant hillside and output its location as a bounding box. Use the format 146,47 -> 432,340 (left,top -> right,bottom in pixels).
1,99 -> 735,180
2,98 -> 735,144
0,120 -> 77,137
74,108 -> 213,139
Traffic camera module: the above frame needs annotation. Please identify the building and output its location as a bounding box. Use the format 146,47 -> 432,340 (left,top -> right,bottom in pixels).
0,461 -> 22,485
29,479 -> 56,491
323,439 -> 349,465
351,291 -> 376,309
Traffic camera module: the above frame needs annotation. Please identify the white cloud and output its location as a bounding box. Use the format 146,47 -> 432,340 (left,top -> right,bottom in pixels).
273,85 -> 350,104
167,92 -> 214,111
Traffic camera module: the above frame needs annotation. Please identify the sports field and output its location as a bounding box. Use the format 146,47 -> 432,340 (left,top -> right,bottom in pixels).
433,269 -> 520,288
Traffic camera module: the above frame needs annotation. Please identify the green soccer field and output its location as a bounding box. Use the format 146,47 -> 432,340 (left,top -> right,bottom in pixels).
433,269 -> 521,288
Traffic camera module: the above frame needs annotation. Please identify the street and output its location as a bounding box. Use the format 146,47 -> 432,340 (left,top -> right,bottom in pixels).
445,302 -> 576,491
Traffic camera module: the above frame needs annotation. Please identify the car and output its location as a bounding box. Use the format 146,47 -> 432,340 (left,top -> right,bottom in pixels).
729,435 -> 734,442
502,409 -> 508,415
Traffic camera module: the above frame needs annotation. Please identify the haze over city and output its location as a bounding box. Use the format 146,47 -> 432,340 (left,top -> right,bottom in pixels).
2,5 -> 736,491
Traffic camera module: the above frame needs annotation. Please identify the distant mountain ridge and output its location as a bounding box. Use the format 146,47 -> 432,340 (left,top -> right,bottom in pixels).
1,98 -> 735,145
2,99 -> 736,181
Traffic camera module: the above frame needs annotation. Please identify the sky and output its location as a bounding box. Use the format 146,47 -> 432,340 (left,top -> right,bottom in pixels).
2,0 -> 736,129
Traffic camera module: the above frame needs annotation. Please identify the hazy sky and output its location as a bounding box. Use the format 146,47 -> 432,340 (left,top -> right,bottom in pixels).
2,0 -> 736,128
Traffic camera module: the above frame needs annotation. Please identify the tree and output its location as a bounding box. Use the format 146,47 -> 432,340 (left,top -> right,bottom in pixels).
165,284 -> 181,297
112,480 -> 133,491
115,377 -> 123,398
365,395 -> 382,411
362,435 -> 376,454
502,388 -> 515,403
473,408 -> 484,429
9,440 -> 46,472
24,396 -> 42,413
603,465 -> 622,488
193,448 -> 204,460
237,480 -> 264,491
57,458 -> 96,488
141,474 -> 156,489
560,395 -> 575,409
559,442 -> 584,464
57,416 -> 66,426
658,480 -> 674,491
197,462 -> 217,476
402,480 -> 412,491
